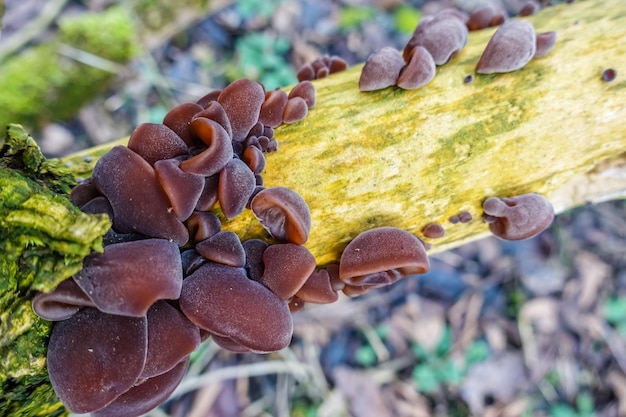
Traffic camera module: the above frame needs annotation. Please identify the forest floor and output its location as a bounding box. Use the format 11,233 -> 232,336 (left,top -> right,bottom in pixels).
2,0 -> 626,416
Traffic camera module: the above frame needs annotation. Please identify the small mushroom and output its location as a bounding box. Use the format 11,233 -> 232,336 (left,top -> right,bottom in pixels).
328,56 -> 348,74
296,63 -> 315,82
518,0 -> 541,16
218,158 -> 256,219
154,158 -> 205,221
282,97 -> 309,124
179,262 -> 293,353
404,14 -> 468,65
257,243 -> 317,299
467,7 -> 494,31
47,308 -> 148,413
482,193 -> 554,240
359,47 -> 405,91
217,78 -> 265,142
397,46 -> 436,90
179,118 -> 234,177
295,268 -> 340,304
288,81 -> 316,109
194,101 -> 233,139
73,239 -> 183,317
458,211 -> 473,223
185,211 -> 221,243
196,231 -> 246,268
243,238 -> 268,282
250,187 -> 311,244
195,174 -> 220,211
127,123 -> 188,166
602,68 -> 617,82
242,144 -> 266,174
259,89 -> 289,128
422,223 -> 445,238
162,102 -> 204,147
70,179 -> 102,207
339,226 -> 429,287
476,20 -> 536,74
534,31 -> 557,58
32,278 -> 96,321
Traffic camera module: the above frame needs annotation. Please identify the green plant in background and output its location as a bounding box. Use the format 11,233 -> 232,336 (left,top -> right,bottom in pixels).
338,6 -> 377,31
602,296 -> 626,336
236,0 -> 285,19
411,326 -> 489,394
393,6 -> 421,34
227,32 -> 297,90
549,392 -> 595,417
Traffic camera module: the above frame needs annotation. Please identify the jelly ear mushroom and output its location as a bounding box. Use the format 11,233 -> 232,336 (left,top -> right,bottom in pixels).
482,193 -> 554,240
397,46 -> 436,90
179,262 -> 293,353
73,239 -> 183,317
47,308 -> 148,414
154,158 -> 205,221
218,158 -> 256,219
257,243 -> 317,299
534,31 -> 557,58
32,278 -> 95,321
92,146 -> 189,245
339,227 -> 429,287
359,46 -> 405,91
295,268 -> 340,304
288,81 -> 316,109
250,186 -> 311,244
259,89 -> 289,128
195,231 -> 246,268
283,97 -> 309,124
404,14 -> 468,65
162,102 -> 204,147
127,123 -> 188,165
217,78 -> 265,142
476,19 -> 536,74
179,117 -> 234,177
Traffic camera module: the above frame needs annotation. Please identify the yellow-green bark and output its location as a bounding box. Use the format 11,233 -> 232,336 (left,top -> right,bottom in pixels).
64,0 -> 626,266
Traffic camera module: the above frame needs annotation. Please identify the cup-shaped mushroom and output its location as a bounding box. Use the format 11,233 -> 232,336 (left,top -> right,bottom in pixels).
196,231 -> 246,268
288,80 -> 316,109
282,97 -> 309,124
127,123 -> 188,166
476,19 -> 536,74
73,239 -> 183,317
162,102 -> 204,147
179,262 -> 293,353
218,158 -> 256,219
518,0 -> 540,16
92,146 -> 189,245
32,278 -> 96,321
140,301 -> 200,380
257,243 -> 317,300
155,158 -> 205,221
217,78 -> 265,142
397,46 -> 436,90
194,101 -> 233,139
297,63 -> 315,82
359,47 -> 405,92
467,7 -> 494,31
185,210 -> 221,243
422,223 -> 445,238
195,174 -> 220,211
92,358 -> 189,417
482,193 -> 554,240
404,15 -> 468,65
329,56 -> 348,74
179,118 -> 234,177
295,268 -> 340,304
243,144 -> 266,174
47,308 -> 148,414
339,227 -> 429,287
259,89 -> 289,128
70,178 -> 102,207
534,31 -> 557,58
243,238 -> 268,282
250,187 -> 311,244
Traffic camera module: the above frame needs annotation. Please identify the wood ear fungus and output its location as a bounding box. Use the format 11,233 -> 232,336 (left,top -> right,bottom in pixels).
397,46 -> 436,90
250,187 -> 311,244
359,47 -> 405,92
476,20 -> 536,74
482,193 -> 554,240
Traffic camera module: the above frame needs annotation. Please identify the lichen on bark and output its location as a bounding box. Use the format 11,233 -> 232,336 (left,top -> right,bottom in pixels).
0,124 -> 110,417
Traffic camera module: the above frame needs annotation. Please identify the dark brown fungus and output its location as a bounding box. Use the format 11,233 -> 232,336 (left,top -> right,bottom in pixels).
518,0 -> 541,16
195,174 -> 220,211
250,186 -> 311,244
127,123 -> 188,165
534,31 -> 557,58
339,226 -> 429,287
282,97 -> 309,124
329,56 -> 348,74
259,89 -> 289,128
211,334 -> 252,353
185,211 -> 221,243
92,146 -> 188,245
342,284 -> 370,297
288,296 -> 306,313
316,66 -> 329,79
217,78 -> 265,142
397,46 -> 436,90
288,80 -> 316,109
404,15 -> 468,65
80,196 -> 113,219
449,215 -> 460,224
243,144 -> 266,174
458,211 -> 473,223
196,89 -> 222,108
32,278 -> 96,321
218,158 -> 256,219
476,19 -> 536,74
179,263 -> 293,353
422,223 -> 445,238
194,101 -> 233,140
296,63 -> 315,82
154,158 -> 205,221
47,308 -> 147,413
482,193 -> 555,240
181,249 -> 206,276
359,46 -> 405,91
326,264 -> 345,292
467,7 -> 494,31
179,118 -> 234,177
73,239 -> 183,317
196,231 -> 246,268
69,179 -> 101,207
93,359 -> 188,417
162,102 -> 204,147
247,121 -> 265,139
295,268 -> 339,304
602,68 -> 617,82
489,11 -> 507,27
140,301 -> 200,380
258,243 -> 317,300
243,239 -> 268,282
463,74 -> 475,84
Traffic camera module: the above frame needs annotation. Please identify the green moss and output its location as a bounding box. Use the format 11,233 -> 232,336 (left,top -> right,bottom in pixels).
0,125 -> 111,416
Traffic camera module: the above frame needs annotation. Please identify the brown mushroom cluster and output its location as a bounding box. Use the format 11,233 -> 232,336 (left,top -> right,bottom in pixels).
482,193 -> 555,240
296,55 -> 348,81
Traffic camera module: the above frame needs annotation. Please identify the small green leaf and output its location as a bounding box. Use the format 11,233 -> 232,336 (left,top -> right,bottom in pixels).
412,364 -> 440,393
393,6 -> 421,34
355,345 -> 377,367
339,6 -> 376,30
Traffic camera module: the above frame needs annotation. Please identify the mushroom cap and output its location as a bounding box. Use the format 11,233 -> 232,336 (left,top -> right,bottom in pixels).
282,97 -> 309,124
534,31 -> 557,58
217,78 -> 265,142
32,278 -> 95,321
92,146 -> 188,245
162,102 -> 204,147
259,89 -> 289,128
339,226 -> 429,286
195,174 -> 220,211
127,123 -> 188,165
422,223 -> 445,238
47,308 -> 148,414
243,238 -> 269,282
295,268 -> 340,304
70,179 -> 101,207
296,63 -> 315,82
154,158 -> 205,221
185,210 -> 221,243
218,158 -> 256,219
476,19 -> 536,74
179,262 -> 293,353
73,239 -> 183,317
467,7 -> 495,31
288,80 -> 316,109
405,14 -> 468,65
250,186 -> 311,244
257,243 -> 317,300
482,193 -> 554,240
242,144 -> 266,175
194,101 -> 233,140
195,231 -> 246,268
359,46 -> 405,91
179,118 -> 234,177
397,46 -> 436,90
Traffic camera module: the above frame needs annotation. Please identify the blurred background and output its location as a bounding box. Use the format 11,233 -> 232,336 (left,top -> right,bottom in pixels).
2,1 -> 626,416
